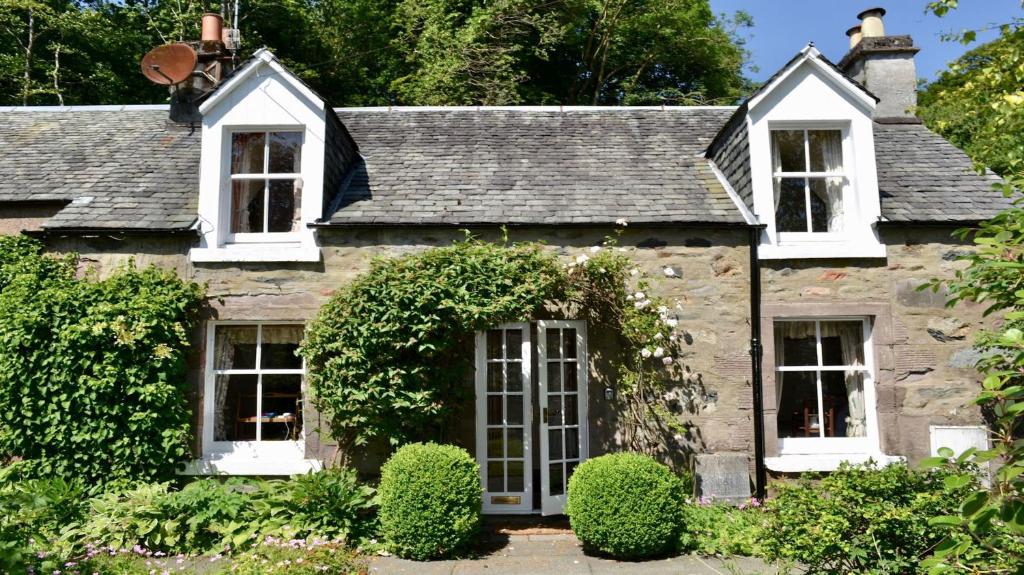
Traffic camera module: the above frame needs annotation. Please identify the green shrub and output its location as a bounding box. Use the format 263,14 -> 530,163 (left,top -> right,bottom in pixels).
0,236 -> 205,484
0,474 -> 85,573
230,468 -> 377,547
566,452 -> 684,559
761,462 -> 968,574
678,500 -> 766,557
378,443 -> 481,560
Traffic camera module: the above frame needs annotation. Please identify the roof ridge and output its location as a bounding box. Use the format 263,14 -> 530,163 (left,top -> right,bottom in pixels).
0,105 -> 169,112
333,105 -> 739,112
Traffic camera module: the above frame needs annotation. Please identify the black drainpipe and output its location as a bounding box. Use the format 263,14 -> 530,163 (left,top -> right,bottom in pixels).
749,225 -> 767,499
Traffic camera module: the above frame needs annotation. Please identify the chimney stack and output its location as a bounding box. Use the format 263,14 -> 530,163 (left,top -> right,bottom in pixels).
838,6 -> 920,121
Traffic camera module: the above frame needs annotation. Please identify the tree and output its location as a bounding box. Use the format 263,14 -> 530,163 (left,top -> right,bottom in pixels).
917,1 -> 1024,177
0,0 -> 751,107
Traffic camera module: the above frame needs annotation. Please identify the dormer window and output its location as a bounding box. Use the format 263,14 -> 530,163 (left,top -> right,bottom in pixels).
229,131 -> 303,235
771,129 -> 845,235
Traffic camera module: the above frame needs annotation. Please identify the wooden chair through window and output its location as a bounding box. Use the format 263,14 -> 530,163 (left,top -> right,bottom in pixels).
797,397 -> 836,437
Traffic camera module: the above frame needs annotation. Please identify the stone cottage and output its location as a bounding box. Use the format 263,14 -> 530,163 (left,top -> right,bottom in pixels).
0,8 -> 1009,515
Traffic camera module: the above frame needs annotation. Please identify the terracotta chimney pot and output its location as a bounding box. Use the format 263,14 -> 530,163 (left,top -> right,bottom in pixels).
201,13 -> 223,44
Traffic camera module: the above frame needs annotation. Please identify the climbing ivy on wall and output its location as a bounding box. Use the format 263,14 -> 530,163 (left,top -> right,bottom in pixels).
301,228 -> 696,464
0,236 -> 205,485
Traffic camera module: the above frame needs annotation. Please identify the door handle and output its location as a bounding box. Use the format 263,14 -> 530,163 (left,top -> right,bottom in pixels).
542,407 -> 548,424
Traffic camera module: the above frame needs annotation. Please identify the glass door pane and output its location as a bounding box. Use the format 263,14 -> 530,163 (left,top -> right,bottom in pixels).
539,322 -> 586,516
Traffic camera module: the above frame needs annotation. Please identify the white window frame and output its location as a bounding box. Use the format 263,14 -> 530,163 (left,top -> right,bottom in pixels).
771,126 -> 850,241
225,128 -> 305,244
187,321 -> 320,476
773,317 -> 880,457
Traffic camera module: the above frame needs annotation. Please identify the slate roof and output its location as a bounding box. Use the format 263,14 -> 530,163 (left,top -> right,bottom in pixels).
0,105 -> 1013,230
874,122 -> 1011,222
329,108 -> 745,225
0,106 -> 199,230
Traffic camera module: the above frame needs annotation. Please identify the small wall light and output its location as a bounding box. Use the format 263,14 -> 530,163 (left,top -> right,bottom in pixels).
604,387 -> 615,400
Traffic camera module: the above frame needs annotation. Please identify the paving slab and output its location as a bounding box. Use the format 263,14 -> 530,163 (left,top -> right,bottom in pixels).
369,534 -> 782,575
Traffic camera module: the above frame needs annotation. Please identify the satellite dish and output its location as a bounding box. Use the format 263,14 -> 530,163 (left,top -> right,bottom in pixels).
141,43 -> 197,86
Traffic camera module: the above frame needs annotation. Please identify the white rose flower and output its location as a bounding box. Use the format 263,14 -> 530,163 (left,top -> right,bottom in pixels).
615,218 -> 629,226
575,254 -> 590,265
640,348 -> 652,358
662,356 -> 673,366
666,318 -> 679,328
654,333 -> 664,340
653,347 -> 665,358
657,305 -> 668,314
634,291 -> 645,300
626,294 -> 635,301
634,300 -> 651,310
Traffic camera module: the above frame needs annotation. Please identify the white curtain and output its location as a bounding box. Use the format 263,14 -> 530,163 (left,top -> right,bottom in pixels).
212,326 -> 257,441
771,135 -> 783,212
816,131 -> 845,232
774,329 -> 785,411
835,323 -> 867,437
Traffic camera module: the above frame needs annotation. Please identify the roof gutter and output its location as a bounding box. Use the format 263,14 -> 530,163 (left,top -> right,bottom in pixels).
308,220 -> 753,229
25,227 -> 201,238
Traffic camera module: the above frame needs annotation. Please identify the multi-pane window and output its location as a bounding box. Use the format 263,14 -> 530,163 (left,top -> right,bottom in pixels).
484,328 -> 528,495
774,319 -> 870,440
212,324 -> 304,442
543,326 -> 582,497
230,131 -> 303,234
771,129 -> 845,234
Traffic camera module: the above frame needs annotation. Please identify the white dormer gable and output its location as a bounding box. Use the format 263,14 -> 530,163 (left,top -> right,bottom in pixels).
190,49 -> 324,262
747,45 -> 885,259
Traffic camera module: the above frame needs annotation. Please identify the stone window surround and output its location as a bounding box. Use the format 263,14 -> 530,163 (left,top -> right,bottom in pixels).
760,302 -> 900,470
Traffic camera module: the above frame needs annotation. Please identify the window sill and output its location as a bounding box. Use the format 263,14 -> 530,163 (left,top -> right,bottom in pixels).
190,244 -> 321,263
759,240 -> 886,260
765,452 -> 903,473
181,453 -> 322,476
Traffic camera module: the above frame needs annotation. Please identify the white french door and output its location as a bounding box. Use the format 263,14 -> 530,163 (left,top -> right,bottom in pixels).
537,320 -> 588,516
475,323 -> 533,514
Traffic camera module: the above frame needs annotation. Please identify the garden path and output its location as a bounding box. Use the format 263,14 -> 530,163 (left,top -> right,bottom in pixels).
369,521 -> 781,575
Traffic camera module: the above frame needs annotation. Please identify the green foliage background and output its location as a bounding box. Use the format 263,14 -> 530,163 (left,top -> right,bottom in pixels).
0,0 -> 751,106
0,236 -> 204,484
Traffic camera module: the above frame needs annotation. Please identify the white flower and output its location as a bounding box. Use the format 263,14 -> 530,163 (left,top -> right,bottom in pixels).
615,218 -> 629,226
669,334 -> 677,342
666,318 -> 679,328
634,300 -> 651,309
654,333 -> 664,340
590,245 -> 601,253
657,305 -> 668,314
663,266 -> 677,277
662,356 -> 673,366
575,254 -> 590,265
599,268 -> 606,273
630,268 -> 640,276
653,347 -> 665,358
626,294 -> 634,301
640,348 -> 652,358
634,291 -> 645,300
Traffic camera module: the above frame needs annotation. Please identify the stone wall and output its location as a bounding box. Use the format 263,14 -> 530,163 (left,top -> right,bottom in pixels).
29,223 -> 992,476
759,226 -> 988,465
40,226 -> 755,473
0,202 -> 64,234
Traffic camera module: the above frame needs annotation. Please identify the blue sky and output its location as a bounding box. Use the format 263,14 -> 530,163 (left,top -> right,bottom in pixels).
708,0 -> 1021,84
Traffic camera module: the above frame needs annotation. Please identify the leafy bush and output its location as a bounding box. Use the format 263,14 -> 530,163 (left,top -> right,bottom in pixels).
0,474 -> 85,573
377,443 -> 481,560
0,236 -> 205,484
678,499 -> 765,557
566,452 -> 684,559
72,470 -> 376,555
227,468 -> 377,547
301,239 -> 565,449
761,462 -> 968,574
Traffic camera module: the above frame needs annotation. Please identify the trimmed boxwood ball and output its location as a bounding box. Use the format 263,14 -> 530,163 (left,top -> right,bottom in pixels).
566,453 -> 685,559
378,442 -> 482,560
